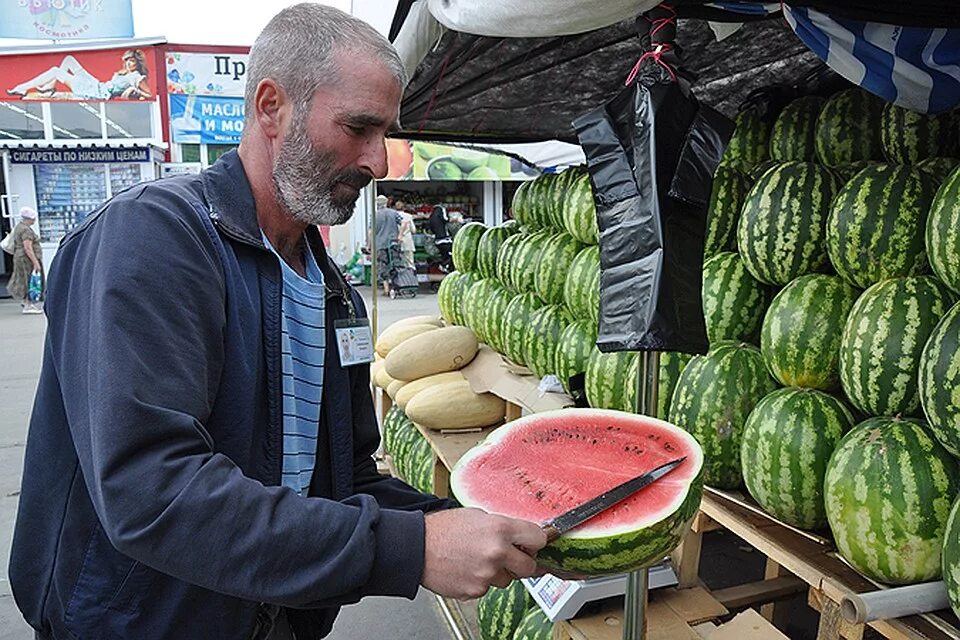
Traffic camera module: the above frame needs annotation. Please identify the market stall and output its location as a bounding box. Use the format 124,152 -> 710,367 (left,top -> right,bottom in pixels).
374,2 -> 960,639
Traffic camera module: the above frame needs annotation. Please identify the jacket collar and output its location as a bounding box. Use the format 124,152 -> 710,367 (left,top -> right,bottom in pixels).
201,149 -> 352,298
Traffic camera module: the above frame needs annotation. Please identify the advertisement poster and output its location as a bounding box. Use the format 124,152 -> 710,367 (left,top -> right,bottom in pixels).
0,0 -> 134,40
1,46 -> 156,102
165,51 -> 249,97
385,140 -> 537,181
169,94 -> 244,145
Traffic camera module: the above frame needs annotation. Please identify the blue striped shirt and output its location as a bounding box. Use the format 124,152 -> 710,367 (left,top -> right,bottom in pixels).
263,233 -> 325,495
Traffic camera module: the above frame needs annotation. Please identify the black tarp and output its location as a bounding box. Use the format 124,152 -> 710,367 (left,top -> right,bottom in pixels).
397,17 -> 827,143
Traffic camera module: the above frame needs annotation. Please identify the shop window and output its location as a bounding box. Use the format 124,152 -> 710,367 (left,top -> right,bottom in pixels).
207,144 -> 235,165
110,164 -> 144,196
104,102 -> 152,139
180,144 -> 201,163
34,164 -> 107,242
50,102 -> 102,139
0,102 -> 43,140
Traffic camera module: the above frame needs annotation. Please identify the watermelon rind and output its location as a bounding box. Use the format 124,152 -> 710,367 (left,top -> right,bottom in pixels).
562,171 -> 599,245
839,276 -> 954,417
554,320 -> 597,394
657,352 -> 693,421
585,349 -> 637,412
881,103 -> 958,164
722,107 -> 770,172
511,608 -> 553,640
919,301 -> 960,457
702,251 -> 770,344
669,341 -> 778,489
826,164 -> 938,289
927,165 -> 960,294
477,581 -> 531,640
815,88 -> 884,168
942,496 -> 960,620
704,163 -> 749,258
477,225 -> 521,281
452,222 -> 487,273
450,409 -> 704,576
825,416 -> 960,585
740,387 -> 855,530
760,274 -> 859,391
737,161 -> 840,286
769,95 -> 824,162
535,232 -> 584,306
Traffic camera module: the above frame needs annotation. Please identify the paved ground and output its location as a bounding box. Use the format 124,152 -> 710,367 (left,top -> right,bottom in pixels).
0,285 -> 451,640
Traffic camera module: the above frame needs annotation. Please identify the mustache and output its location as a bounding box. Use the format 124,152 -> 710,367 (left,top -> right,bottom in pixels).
334,170 -> 371,191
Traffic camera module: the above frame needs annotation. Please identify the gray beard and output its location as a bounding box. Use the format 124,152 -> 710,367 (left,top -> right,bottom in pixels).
272,121 -> 368,227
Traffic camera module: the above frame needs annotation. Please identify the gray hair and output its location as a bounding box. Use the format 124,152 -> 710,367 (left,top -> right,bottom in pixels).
244,4 -> 406,125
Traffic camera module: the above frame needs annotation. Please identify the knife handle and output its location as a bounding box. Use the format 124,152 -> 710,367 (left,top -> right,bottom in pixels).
541,523 -> 561,543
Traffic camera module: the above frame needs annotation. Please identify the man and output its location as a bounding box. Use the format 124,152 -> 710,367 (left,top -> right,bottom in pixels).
395,199 -> 417,270
8,5 -> 546,640
373,193 -> 401,296
428,204 -> 453,271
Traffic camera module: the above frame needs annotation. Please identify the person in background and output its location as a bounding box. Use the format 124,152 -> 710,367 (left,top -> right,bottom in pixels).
6,207 -> 44,314
446,209 -> 465,238
9,6 -> 546,640
395,199 -> 416,270
428,204 -> 453,271
374,193 -> 402,296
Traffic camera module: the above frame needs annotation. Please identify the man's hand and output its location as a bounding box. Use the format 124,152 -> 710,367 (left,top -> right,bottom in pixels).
421,507 -> 548,599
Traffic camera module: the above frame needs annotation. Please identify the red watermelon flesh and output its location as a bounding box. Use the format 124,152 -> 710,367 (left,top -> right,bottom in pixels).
451,409 -> 704,575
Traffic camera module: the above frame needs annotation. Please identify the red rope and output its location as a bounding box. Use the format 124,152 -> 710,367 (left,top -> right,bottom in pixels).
625,4 -> 678,86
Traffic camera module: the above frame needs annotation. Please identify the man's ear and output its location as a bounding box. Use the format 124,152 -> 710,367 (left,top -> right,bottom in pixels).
253,79 -> 289,140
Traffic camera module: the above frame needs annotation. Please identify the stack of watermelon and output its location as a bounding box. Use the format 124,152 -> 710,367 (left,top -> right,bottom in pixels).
670,86 -> 960,597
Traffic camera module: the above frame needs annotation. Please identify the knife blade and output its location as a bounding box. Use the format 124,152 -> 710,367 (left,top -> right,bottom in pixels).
540,457 -> 686,542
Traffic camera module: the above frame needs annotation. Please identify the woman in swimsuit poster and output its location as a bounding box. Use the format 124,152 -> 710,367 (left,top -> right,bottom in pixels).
7,49 -> 152,100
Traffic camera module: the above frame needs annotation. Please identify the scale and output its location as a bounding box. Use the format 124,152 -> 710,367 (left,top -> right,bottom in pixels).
521,561 -> 678,622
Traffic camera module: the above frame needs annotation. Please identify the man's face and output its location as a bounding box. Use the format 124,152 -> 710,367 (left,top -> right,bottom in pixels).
272,51 -> 401,227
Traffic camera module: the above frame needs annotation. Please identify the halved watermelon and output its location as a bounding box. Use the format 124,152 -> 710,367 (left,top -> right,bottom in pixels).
450,409 -> 704,576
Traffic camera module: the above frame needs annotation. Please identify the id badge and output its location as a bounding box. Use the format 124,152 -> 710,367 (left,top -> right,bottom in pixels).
335,319 -> 375,366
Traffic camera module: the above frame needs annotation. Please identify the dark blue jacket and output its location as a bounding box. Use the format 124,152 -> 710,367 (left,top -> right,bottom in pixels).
9,151 -> 450,640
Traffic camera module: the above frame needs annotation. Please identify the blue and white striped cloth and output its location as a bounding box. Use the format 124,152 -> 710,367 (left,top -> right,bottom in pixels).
263,233 -> 326,495
784,5 -> 960,114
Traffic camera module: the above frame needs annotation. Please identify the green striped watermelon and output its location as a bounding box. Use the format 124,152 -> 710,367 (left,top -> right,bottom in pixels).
563,171 -> 599,245
511,180 -> 536,230
919,301 -> 960,456
585,349 -> 637,412
839,276 -> 955,417
450,409 -> 704,577
748,159 -> 780,185
554,320 -> 597,394
769,96 -> 824,162
462,279 -> 500,344
452,222 -> 487,273
741,387 -> 855,529
825,416 -> 960,584
704,163 -> 749,258
943,497 -> 960,620
523,305 -> 574,379
564,245 -> 601,324
548,168 -> 581,231
477,224 -> 521,281
511,231 -> 551,295
826,164 -> 938,289
926,165 -> 960,294
437,271 -> 464,324
881,103 -> 958,163
917,157 -> 960,185
723,107 -> 770,172
495,232 -> 527,292
477,581 -> 531,640
381,404 -> 405,456
500,293 -> 545,367
760,274 -> 860,391
657,352 -> 693,421
535,232 -> 584,306
525,174 -> 554,231
669,341 -> 778,489
481,281 -> 515,355
702,251 -> 770,344
737,161 -> 840,285
828,161 -> 880,184
511,609 -> 553,640
815,88 -> 884,168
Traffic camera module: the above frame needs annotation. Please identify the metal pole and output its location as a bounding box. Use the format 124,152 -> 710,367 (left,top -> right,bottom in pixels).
369,183 -> 379,340
622,350 -> 660,640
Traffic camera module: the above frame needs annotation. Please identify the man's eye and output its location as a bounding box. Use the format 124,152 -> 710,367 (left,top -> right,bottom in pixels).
346,125 -> 367,136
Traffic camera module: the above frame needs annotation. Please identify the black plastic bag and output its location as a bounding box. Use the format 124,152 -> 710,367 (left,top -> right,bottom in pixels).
573,9 -> 732,356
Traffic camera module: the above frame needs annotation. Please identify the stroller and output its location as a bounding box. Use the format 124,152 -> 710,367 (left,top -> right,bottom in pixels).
385,243 -> 419,299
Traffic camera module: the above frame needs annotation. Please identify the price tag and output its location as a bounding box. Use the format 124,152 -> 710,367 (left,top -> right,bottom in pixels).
334,319 -> 375,366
